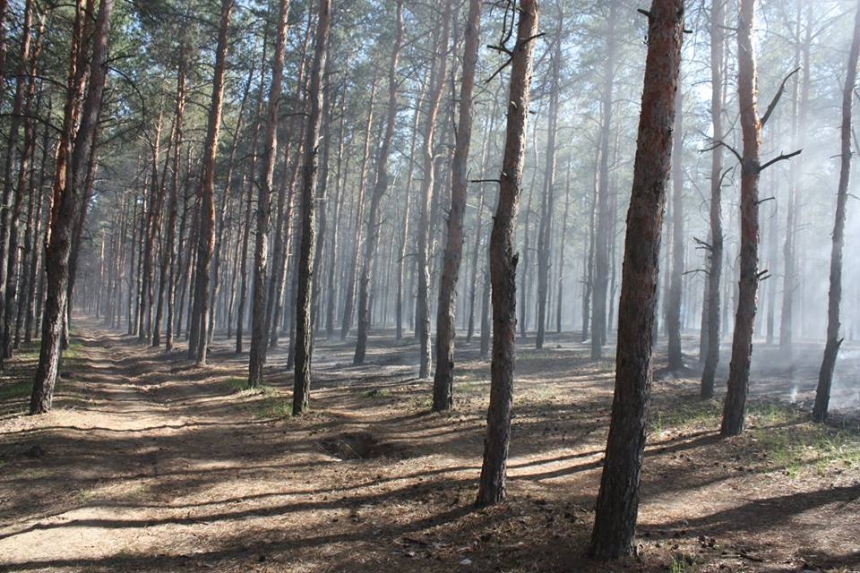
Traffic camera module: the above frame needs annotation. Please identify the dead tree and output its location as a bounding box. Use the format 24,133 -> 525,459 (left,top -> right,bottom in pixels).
589,0 -> 684,558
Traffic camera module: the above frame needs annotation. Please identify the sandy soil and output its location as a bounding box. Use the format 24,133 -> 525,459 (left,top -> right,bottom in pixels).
1,317 -> 859,573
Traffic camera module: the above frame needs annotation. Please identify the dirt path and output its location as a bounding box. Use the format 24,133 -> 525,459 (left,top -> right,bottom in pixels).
1,319 -> 859,572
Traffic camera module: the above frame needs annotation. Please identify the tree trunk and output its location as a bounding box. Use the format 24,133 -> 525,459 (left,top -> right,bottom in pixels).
4,0 -> 37,359
248,0 -> 290,387
325,83 -> 347,340
466,99 -> 499,343
188,0 -> 233,365
535,19 -> 562,351
701,0 -> 725,399
556,158 -> 572,333
667,82 -> 685,370
354,2 -> 404,365
780,2 -> 810,356
721,0 -> 763,438
591,0 -> 617,360
589,0 -> 684,558
207,58 -> 254,346
235,42 -> 268,354
292,0 -> 331,415
340,79 -> 377,341
415,2 -> 452,379
475,0 -> 539,508
396,99 -> 424,341
267,11 -> 311,349
161,47 -> 187,352
30,0 -> 113,414
814,0 -> 860,422
431,0 -> 479,409
0,0 -> 35,368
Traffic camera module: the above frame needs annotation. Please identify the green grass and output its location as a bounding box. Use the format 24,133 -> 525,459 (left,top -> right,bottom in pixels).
649,399 -> 722,434
259,399 -> 293,419
64,340 -> 84,360
0,379 -> 34,401
752,420 -> 860,478
668,556 -> 689,573
224,377 -> 290,419
224,377 -> 249,393
19,467 -> 49,479
75,488 -> 94,505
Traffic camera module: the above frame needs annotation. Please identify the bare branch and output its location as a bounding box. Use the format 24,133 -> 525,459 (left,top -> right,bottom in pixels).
485,58 -> 512,84
693,237 -> 714,252
702,140 -> 743,164
487,44 -> 512,56
760,67 -> 801,128
759,149 -> 802,172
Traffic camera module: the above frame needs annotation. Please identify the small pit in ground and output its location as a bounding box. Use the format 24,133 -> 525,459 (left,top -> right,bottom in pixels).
319,431 -> 406,460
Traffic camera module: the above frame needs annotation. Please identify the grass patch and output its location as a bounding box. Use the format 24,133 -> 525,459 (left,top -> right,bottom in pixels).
226,378 -> 289,419
751,421 -> 860,478
259,399 -> 293,419
224,376 -> 248,393
224,377 -> 278,396
20,467 -> 50,479
64,340 -> 84,360
649,399 -> 722,434
748,402 -> 798,426
75,488 -> 94,505
0,379 -> 33,401
668,553 -> 699,573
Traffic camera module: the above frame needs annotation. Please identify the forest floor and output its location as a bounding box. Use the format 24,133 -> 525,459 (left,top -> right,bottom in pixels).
1,317 -> 859,573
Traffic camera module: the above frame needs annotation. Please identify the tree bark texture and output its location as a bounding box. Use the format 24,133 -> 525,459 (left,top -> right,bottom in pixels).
432,0 -> 480,410
248,0 -> 289,387
590,0 -> 684,558
292,0 -> 331,415
701,0 -> 725,398
475,0 -> 539,508
30,0 -> 113,414
721,0 -> 764,438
